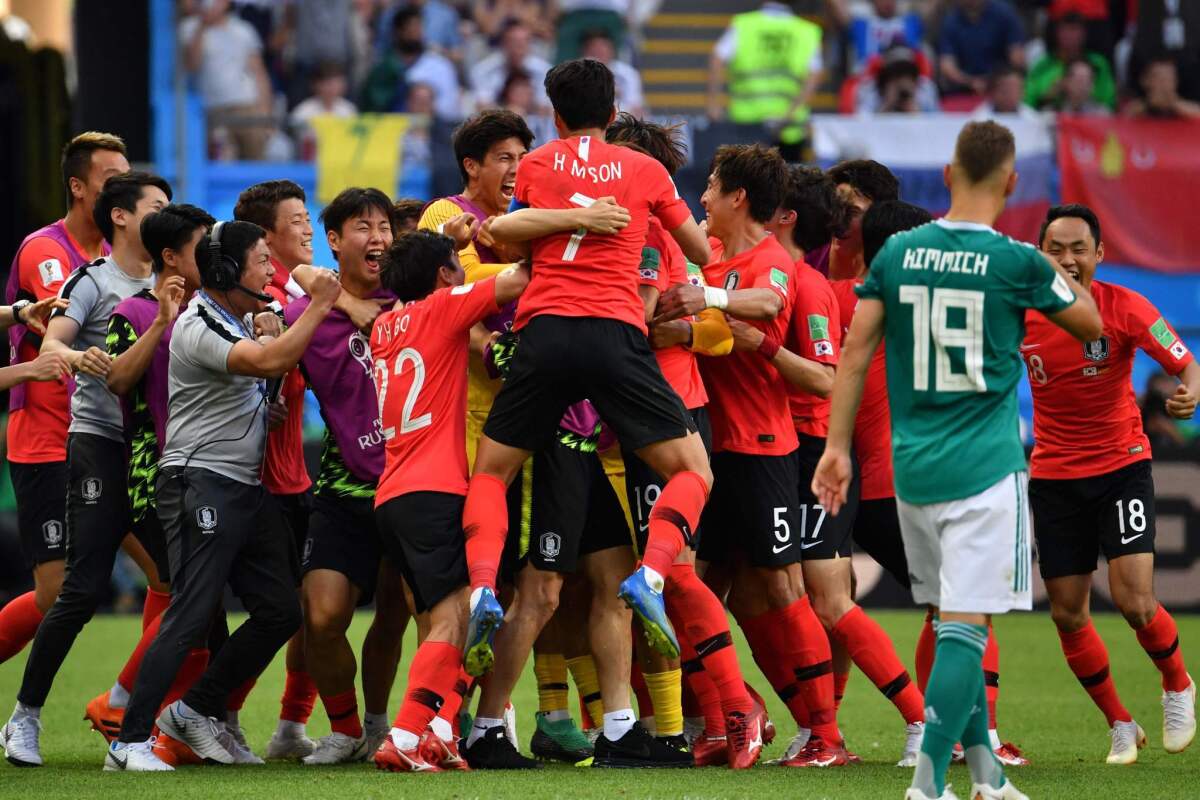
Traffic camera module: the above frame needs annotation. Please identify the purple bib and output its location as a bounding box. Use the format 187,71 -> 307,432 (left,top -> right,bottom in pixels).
112,293 -> 174,449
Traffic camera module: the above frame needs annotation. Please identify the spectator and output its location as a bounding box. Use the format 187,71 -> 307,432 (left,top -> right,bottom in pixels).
361,7 -> 462,119
474,0 -> 552,44
498,70 -> 537,114
281,0 -> 355,107
556,0 -> 630,62
972,65 -> 1041,119
470,19 -> 551,109
580,29 -> 644,117
1130,0 -> 1200,101
290,61 -> 359,160
1025,14 -> 1116,110
855,45 -> 939,113
1124,57 -> 1200,119
1056,59 -> 1111,114
708,1 -> 823,161
1046,0 -> 1119,58
180,0 -> 274,160
375,0 -> 464,62
393,198 -> 426,232
843,0 -> 925,73
401,82 -> 434,171
938,0 -> 1025,95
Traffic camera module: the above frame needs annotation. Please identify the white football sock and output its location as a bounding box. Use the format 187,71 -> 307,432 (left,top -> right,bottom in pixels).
603,708 -> 636,741
108,681 -> 130,709
467,716 -> 504,748
430,715 -> 454,743
390,727 -> 420,750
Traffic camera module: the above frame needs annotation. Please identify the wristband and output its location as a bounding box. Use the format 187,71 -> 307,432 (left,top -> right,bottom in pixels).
758,335 -> 781,360
703,286 -> 729,310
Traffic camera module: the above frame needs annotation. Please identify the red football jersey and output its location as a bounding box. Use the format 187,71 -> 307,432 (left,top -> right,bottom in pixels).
1023,279 -> 1193,480
699,235 -> 797,456
512,135 -> 692,334
261,261 -> 312,495
641,218 -> 707,409
372,277 -> 500,504
831,277 -> 894,501
786,259 -> 840,438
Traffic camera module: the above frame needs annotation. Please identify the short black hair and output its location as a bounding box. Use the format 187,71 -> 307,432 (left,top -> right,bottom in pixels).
61,131 -> 126,206
234,180 -> 307,232
141,204 -> 216,273
606,113 -> 687,176
451,110 -> 535,186
861,200 -> 933,267
195,220 -> 266,286
379,230 -> 457,303
392,198 -> 425,231
545,59 -> 615,131
320,187 -> 394,237
1039,203 -> 1101,248
393,6 -> 421,32
827,159 -> 900,203
781,165 -> 850,252
93,171 -> 173,242
710,144 -> 789,224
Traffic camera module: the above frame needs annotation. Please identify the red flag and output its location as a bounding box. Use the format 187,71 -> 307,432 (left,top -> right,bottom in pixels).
1058,117 -> 1200,272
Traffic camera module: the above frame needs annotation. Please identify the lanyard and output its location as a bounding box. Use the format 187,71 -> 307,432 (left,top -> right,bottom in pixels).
196,291 -> 268,397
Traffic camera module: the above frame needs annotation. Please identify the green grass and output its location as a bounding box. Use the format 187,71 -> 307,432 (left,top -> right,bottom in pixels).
0,610 -> 1196,798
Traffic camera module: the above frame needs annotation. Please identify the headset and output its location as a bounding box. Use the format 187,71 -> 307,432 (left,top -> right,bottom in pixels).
205,220 -> 273,302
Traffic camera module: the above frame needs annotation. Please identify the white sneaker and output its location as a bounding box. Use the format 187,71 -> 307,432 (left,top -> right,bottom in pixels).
155,701 -> 234,764
217,723 -> 264,764
301,732 -> 369,765
104,740 -> 173,772
1106,719 -> 1146,765
765,727 -> 811,765
1163,676 -> 1196,754
1,715 -> 43,767
503,702 -> 518,749
897,721 -> 924,767
904,786 -> 960,800
265,725 -> 315,760
365,726 -> 389,759
971,779 -> 1029,800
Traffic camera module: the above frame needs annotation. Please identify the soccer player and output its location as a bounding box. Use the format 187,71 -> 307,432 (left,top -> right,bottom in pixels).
0,132 -> 129,666
827,159 -> 900,281
369,231 -> 530,773
105,221 -> 340,771
656,144 -> 846,768
1024,203 -> 1198,763
283,187 -> 401,765
813,120 -> 1102,800
1,172 -> 172,768
606,113 -> 765,768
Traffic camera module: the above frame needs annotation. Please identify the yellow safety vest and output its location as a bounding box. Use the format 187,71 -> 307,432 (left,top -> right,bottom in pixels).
727,11 -> 822,143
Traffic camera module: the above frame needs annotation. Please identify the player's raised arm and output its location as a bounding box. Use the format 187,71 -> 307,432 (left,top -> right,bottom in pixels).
493,261 -> 531,306
227,269 -> 339,378
486,197 -> 631,243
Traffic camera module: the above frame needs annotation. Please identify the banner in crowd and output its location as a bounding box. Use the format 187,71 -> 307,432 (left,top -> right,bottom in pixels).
311,113 -> 410,205
811,114 -> 1055,246
1058,117 -> 1200,273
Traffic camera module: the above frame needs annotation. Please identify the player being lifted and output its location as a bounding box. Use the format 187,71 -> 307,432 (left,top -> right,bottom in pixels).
457,60 -> 713,762
814,121 -> 1102,800
1023,203 -> 1198,764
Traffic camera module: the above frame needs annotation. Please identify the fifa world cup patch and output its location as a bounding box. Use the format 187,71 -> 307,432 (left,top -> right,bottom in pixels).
769,268 -> 789,294
38,258 -> 64,287
639,247 -> 661,282
1150,317 -> 1177,348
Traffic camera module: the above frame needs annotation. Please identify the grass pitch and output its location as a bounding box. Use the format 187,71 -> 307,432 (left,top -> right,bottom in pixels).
0,610 -> 1196,799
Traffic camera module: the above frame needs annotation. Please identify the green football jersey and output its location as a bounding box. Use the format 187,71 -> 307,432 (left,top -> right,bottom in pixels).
857,219 -> 1076,504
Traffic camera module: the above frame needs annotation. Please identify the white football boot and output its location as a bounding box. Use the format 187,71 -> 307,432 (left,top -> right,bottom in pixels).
1163,676 -> 1196,754
1105,719 -> 1146,765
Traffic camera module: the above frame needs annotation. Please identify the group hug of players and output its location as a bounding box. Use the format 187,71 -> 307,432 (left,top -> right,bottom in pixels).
0,58 -> 1195,798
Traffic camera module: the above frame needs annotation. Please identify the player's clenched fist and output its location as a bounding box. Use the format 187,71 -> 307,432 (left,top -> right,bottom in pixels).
308,268 -> 341,310
1166,383 -> 1197,419
443,212 -> 481,250
75,345 -> 112,377
28,351 -> 71,382
653,283 -> 706,324
812,447 -> 853,516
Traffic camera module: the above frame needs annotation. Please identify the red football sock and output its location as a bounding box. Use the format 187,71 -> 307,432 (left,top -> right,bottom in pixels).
833,669 -> 850,712
984,625 -> 1000,728
831,606 -> 923,724
642,471 -> 708,577
280,669 -> 318,724
679,636 -> 725,736
738,605 -> 810,728
142,588 -> 170,631
227,677 -> 256,712
119,612 -> 164,691
463,473 -> 508,592
915,609 -> 935,694
664,563 -> 751,717
766,598 -> 838,743
393,640 -> 461,736
681,674 -> 700,719
436,668 -> 471,735
1058,622 -> 1131,726
321,689 -> 363,738
631,662 -> 653,719
161,649 -> 209,709
1135,605 -> 1190,692
0,591 -> 44,664
579,691 -> 595,731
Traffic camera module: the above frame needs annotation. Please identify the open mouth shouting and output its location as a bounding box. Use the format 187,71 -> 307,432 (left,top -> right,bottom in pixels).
365,249 -> 384,273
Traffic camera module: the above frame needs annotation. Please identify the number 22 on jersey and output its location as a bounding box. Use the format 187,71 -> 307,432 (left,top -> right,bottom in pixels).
375,347 -> 431,438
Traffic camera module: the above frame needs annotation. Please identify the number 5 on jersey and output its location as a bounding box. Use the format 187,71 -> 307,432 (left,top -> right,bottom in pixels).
374,348 -> 431,438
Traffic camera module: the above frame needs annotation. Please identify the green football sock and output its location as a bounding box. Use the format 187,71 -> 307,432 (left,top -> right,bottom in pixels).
962,670 -> 1005,791
911,621 -> 989,798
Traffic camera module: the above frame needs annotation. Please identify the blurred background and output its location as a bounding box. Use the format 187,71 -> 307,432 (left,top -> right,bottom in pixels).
0,0 -> 1197,610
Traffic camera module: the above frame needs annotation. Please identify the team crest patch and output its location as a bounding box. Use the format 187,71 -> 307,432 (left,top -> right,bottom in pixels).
81,478 -> 102,502
1083,337 -> 1109,362
723,271 -> 740,291
42,520 -> 63,547
195,506 -> 218,532
539,532 -> 561,560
